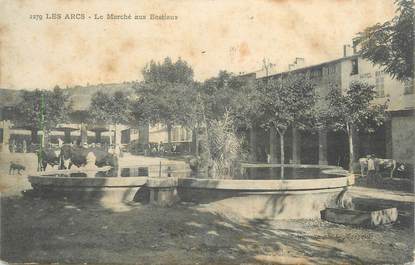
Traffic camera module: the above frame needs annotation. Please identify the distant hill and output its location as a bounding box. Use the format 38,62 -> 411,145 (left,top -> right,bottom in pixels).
0,88 -> 23,107
67,82 -> 136,111
0,82 -> 137,111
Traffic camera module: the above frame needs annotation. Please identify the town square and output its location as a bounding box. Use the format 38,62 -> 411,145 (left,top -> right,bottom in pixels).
0,0 -> 414,264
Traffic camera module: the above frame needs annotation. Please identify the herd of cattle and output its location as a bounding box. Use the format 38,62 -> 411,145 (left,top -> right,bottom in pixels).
36,145 -> 116,172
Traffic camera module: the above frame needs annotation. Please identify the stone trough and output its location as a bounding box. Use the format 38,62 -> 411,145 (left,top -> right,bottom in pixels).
321,207 -> 398,226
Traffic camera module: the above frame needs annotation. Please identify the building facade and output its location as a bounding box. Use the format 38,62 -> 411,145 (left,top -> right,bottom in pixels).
248,46 -> 414,169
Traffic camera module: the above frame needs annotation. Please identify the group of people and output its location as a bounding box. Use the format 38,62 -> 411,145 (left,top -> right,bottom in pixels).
9,139 -> 27,153
360,154 -> 398,184
146,142 -> 178,156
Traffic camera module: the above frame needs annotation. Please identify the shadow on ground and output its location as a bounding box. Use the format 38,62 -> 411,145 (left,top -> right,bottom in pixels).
1,191 -> 414,265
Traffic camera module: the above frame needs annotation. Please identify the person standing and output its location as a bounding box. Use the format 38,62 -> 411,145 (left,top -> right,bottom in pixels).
22,139 -> 27,153
58,137 -> 64,148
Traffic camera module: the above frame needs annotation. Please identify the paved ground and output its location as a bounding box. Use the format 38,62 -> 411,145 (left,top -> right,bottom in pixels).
0,152 -> 414,265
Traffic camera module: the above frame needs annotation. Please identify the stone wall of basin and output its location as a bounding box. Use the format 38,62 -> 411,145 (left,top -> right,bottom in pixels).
28,172 -> 354,219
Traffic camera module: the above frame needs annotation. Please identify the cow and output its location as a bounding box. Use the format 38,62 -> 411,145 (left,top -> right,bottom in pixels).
60,145 -> 116,171
36,147 -> 62,171
359,156 -> 396,178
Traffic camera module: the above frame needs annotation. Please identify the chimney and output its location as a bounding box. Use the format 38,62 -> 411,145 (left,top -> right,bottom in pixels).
352,37 -> 360,54
343,44 -> 353,57
294,57 -> 305,68
288,57 -> 305,71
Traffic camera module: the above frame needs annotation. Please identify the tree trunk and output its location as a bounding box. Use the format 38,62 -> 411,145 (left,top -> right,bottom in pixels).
198,122 -> 211,178
43,129 -> 50,148
277,128 -> 285,179
249,127 -> 257,162
278,130 -> 285,165
192,128 -> 199,156
347,123 -> 354,172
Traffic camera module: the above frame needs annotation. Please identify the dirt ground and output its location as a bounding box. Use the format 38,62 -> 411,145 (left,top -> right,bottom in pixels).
0,153 -> 414,265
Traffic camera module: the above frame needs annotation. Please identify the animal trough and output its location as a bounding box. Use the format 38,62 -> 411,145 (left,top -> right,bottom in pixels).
321,207 -> 398,226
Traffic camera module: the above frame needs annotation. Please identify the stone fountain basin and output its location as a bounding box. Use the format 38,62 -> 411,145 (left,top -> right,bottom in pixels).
28,175 -> 147,202
177,173 -> 354,220
28,164 -> 355,220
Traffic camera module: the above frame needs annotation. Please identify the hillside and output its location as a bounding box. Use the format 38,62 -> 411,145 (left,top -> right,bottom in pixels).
0,82 -> 137,111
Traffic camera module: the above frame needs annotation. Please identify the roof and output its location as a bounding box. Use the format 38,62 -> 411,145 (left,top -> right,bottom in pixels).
256,54 -> 359,80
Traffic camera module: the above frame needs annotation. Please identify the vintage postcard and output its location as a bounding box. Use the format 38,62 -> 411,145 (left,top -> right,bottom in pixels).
0,0 -> 414,264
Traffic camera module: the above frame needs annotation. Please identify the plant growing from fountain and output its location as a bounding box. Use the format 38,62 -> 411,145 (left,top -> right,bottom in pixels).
322,81 -> 388,171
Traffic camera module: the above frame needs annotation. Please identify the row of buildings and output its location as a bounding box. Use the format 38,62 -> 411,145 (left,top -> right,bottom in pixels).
0,44 -> 413,169
242,45 -> 414,168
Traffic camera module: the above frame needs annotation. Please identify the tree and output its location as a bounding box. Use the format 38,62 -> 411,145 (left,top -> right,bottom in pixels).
141,57 -> 194,84
355,0 -> 414,81
259,74 -> 317,167
89,90 -> 132,147
201,71 -> 249,122
89,91 -> 131,125
323,81 -> 388,171
133,57 -> 197,143
16,86 -> 72,145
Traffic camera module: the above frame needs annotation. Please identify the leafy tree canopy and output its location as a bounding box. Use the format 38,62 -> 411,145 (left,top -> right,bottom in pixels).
141,57 -> 194,84
16,86 -> 72,131
89,90 -> 131,125
259,73 -> 317,134
355,0 -> 414,81
133,57 -> 198,129
323,81 -> 388,133
201,71 -> 252,122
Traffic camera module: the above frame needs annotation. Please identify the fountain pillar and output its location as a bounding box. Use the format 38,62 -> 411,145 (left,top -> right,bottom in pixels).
291,128 -> 301,164
318,129 -> 328,165
84,152 -> 98,177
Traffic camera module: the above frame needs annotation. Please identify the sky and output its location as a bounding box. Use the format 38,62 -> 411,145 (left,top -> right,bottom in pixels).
0,0 -> 395,90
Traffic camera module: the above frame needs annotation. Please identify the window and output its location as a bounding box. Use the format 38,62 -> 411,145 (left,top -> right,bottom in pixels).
375,71 -> 385,97
311,68 -> 322,78
329,65 -> 336,74
351,59 -> 358,75
404,79 -> 414,94
323,67 -> 328,76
